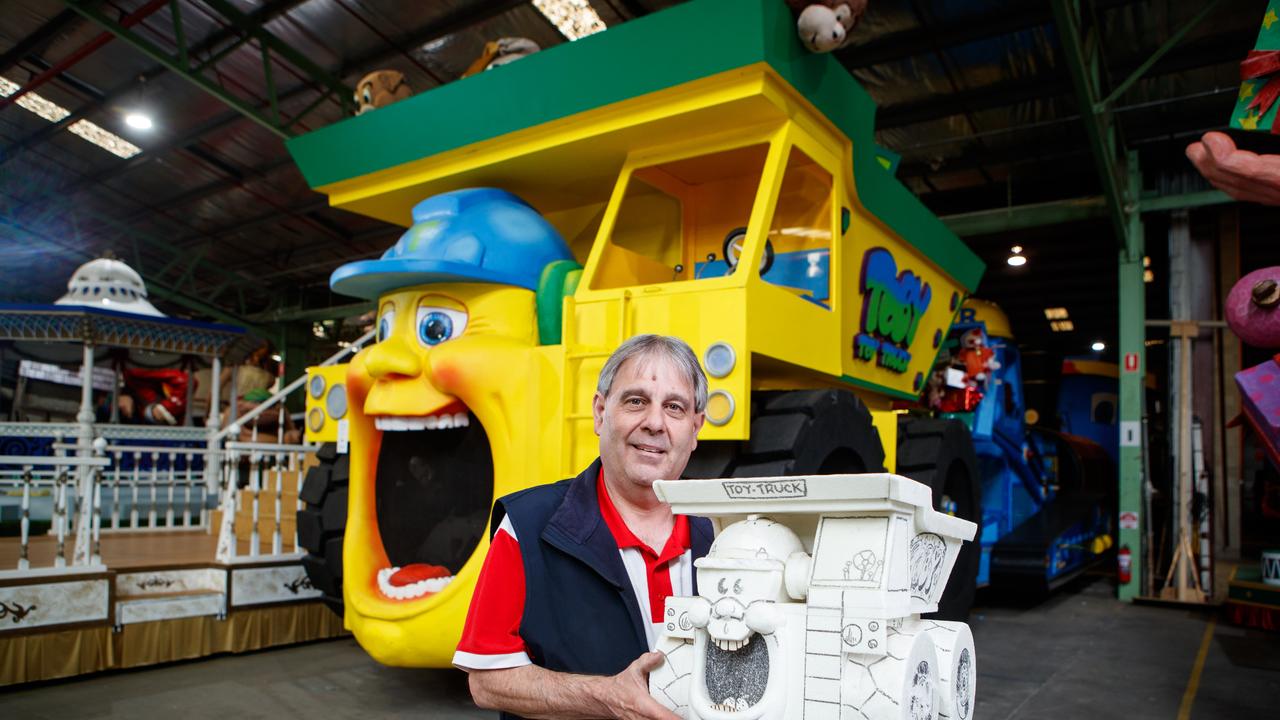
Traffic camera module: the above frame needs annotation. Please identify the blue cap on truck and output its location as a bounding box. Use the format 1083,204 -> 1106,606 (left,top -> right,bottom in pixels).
330,188 -> 573,299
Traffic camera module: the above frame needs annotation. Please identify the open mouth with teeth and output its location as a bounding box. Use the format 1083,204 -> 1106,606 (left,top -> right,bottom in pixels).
703,632 -> 770,713
372,401 -> 493,602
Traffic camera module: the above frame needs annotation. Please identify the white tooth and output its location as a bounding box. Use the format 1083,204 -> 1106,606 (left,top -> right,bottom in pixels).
454,413 -> 469,427
425,415 -> 439,430
742,635 -> 751,647
437,414 -> 454,429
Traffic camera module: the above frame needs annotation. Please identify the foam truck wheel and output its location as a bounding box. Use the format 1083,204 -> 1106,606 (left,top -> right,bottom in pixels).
726,389 -> 886,477
299,443 -> 347,618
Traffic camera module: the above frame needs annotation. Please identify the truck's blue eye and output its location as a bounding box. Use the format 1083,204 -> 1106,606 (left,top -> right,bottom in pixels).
416,306 -> 467,347
420,312 -> 451,345
377,308 -> 395,343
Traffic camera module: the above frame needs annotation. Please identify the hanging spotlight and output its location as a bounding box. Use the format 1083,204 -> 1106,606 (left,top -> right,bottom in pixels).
1007,245 -> 1027,266
124,112 -> 153,130
1091,341 -> 1106,352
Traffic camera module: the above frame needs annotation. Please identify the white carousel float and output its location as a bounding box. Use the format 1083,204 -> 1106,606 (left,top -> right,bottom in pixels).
0,258 -> 369,685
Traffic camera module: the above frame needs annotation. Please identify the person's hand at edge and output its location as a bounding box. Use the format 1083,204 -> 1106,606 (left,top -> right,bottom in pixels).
1186,131 -> 1280,206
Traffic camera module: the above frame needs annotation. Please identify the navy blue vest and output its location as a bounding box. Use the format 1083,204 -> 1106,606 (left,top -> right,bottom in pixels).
492,458 -> 713,715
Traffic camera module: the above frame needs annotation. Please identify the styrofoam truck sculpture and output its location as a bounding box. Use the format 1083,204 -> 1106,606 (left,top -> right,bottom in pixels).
649,473 -> 978,720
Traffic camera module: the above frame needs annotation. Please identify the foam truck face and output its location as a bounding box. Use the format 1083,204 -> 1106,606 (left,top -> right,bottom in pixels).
341,282 -> 543,666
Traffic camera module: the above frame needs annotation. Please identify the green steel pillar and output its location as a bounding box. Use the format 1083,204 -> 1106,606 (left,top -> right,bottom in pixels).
1117,150 -> 1146,601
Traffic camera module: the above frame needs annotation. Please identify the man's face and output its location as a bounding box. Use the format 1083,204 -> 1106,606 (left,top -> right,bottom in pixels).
593,352 -> 704,492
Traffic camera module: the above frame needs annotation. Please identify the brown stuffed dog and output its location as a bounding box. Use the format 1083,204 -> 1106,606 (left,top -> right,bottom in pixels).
353,70 -> 411,115
785,1 -> 868,53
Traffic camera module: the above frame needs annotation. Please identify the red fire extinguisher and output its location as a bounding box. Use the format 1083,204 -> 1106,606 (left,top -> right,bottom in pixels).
1118,545 -> 1132,584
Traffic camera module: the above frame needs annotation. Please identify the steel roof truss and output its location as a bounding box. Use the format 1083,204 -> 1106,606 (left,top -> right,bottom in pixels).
61,0 -> 352,140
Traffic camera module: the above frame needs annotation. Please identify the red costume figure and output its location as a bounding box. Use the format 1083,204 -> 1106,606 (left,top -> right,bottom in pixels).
957,328 -> 997,387
122,368 -> 191,425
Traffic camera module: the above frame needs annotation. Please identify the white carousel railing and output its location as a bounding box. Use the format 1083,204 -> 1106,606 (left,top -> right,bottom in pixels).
0,455 -> 110,570
209,330 -> 372,563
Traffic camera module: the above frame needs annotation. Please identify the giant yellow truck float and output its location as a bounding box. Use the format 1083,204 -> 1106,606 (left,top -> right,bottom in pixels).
287,0 -> 986,667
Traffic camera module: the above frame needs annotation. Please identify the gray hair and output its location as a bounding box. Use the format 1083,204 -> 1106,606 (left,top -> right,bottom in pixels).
596,334 -> 708,413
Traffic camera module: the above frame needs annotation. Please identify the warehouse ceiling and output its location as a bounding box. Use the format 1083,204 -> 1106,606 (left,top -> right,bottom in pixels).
0,0 -> 1274,361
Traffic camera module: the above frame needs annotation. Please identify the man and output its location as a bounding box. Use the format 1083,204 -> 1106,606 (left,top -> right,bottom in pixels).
453,334 -> 711,720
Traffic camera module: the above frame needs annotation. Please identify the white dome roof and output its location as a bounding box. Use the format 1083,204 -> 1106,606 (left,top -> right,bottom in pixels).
54,258 -> 164,317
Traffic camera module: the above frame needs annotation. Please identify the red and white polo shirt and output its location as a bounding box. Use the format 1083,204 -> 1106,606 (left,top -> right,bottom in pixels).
453,470 -> 694,671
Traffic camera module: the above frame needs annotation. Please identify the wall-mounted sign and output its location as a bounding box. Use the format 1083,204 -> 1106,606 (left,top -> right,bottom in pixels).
854,248 -> 933,374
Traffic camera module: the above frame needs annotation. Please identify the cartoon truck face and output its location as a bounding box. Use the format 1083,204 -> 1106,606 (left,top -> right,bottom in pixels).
302,188 -> 577,666
648,474 -> 978,720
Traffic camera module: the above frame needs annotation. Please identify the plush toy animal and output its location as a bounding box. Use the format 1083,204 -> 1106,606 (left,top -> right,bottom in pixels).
354,70 -> 411,115
461,37 -> 541,79
785,0 -> 868,53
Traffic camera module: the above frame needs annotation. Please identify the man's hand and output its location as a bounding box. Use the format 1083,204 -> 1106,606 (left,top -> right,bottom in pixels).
602,652 -> 681,720
467,651 -> 680,720
1186,131 -> 1280,206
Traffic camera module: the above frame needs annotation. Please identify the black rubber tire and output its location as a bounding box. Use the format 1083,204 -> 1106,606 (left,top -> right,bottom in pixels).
896,416 -> 981,621
685,389 -> 885,478
298,443 -> 347,617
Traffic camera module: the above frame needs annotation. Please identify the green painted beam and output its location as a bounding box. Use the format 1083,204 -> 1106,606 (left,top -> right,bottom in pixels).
939,189 -> 1234,236
1140,188 -> 1232,213
942,197 -> 1106,235
1051,0 -> 1128,245
1097,0 -> 1225,110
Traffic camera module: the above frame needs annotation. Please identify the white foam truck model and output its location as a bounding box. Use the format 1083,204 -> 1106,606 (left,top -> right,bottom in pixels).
649,473 -> 978,720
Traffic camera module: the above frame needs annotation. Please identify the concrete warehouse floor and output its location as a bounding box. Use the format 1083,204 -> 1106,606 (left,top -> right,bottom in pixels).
3,576 -> 1278,719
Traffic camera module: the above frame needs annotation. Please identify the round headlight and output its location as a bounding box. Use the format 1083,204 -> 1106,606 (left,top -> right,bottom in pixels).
325,383 -> 348,419
307,408 -> 325,432
704,342 -> 736,379
308,374 -> 326,399
705,390 -> 735,426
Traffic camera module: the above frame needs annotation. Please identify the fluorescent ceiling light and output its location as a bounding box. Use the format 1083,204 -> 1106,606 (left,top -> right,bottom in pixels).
533,0 -> 607,40
1050,320 -> 1074,332
124,112 -> 153,130
1043,307 -> 1069,320
0,75 -> 141,159
1091,341 -> 1105,352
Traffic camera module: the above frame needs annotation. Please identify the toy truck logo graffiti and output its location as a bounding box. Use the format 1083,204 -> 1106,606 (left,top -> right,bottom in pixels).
721,479 -> 808,499
854,248 -> 932,374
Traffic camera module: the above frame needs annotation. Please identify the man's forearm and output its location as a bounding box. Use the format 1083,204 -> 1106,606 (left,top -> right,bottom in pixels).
468,664 -> 617,720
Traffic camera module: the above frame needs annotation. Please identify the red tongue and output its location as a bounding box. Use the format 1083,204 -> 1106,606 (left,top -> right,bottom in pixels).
389,563 -> 452,587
